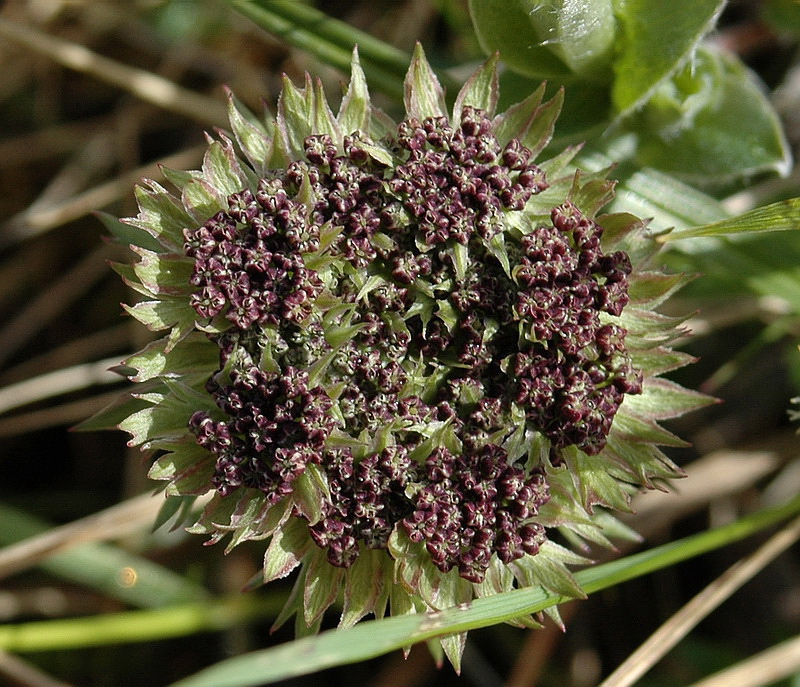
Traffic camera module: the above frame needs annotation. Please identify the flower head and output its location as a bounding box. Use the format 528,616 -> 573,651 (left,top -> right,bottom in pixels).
113,45 -> 712,666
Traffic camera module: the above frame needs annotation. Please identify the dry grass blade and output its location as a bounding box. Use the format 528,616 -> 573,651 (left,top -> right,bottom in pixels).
2,144 -> 206,244
0,244 -> 115,368
599,513 -> 800,687
0,17 -> 228,127
688,633 -> 800,687
0,389 -> 127,437
0,492 -> 176,580
0,355 -> 123,415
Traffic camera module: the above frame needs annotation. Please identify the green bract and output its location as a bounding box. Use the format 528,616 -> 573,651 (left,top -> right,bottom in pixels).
107,45 -> 712,667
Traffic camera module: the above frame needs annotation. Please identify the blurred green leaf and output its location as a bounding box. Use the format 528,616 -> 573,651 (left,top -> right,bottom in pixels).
612,0 -> 725,114
634,47 -> 791,182
762,0 -> 800,37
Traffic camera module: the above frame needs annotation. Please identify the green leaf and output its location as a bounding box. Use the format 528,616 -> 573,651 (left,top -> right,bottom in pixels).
340,548 -> 387,629
131,247 -> 194,297
120,382 -> 210,448
453,53 -> 500,121
148,440 -> 215,496
634,47 -> 791,182
521,88 -> 564,157
226,88 -> 273,175
661,197 -> 800,243
202,139 -> 248,198
612,0 -> 726,114
123,297 -> 195,333
523,0 -> 616,76
262,517 -> 310,584
337,48 -> 371,136
129,180 -> 195,252
491,81 -> 546,147
303,548 -> 344,627
124,334 -> 220,383
468,0 -> 575,80
276,73 -> 314,160
182,177 -> 227,222
623,378 -> 717,422
96,210 -> 164,252
562,448 -> 633,512
73,389 -> 150,432
404,43 -> 447,120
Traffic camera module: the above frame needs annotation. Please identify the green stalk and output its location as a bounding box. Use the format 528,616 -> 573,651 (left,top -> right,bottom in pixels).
229,1 -> 460,102
0,595 -> 285,653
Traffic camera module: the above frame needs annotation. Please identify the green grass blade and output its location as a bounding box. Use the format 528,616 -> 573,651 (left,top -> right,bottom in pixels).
661,197 -> 800,242
169,494 -> 800,687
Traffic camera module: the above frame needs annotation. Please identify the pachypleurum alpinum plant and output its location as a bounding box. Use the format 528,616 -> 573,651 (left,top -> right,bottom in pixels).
112,45 -> 712,666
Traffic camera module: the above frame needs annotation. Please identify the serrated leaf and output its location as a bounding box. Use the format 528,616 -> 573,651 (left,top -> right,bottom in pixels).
453,53 -> 499,121
291,465 -> 329,526
129,180 -> 194,252
73,389 -> 150,432
124,334 -> 219,383
148,441 -> 215,496
612,0 -> 726,114
404,43 -> 447,120
120,380 -> 210,448
226,88 -> 274,174
492,82 -> 546,147
123,297 -> 194,333
439,632 -> 467,674
202,139 -> 248,198
276,73 -> 314,160
302,548 -> 345,627
182,177 -> 227,222
340,548 -> 386,629
152,494 -> 198,532
263,517 -> 311,584
627,270 -> 694,307
96,210 -> 164,252
510,543 -> 586,599
624,377 -> 717,422
131,247 -> 194,297
521,88 -> 564,158
312,79 -> 341,142
630,346 -> 697,377
561,447 -> 634,512
611,406 -> 689,448
603,435 -> 683,488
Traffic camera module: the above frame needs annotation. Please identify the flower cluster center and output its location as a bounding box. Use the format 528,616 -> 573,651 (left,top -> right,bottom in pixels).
183,107 -> 642,582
